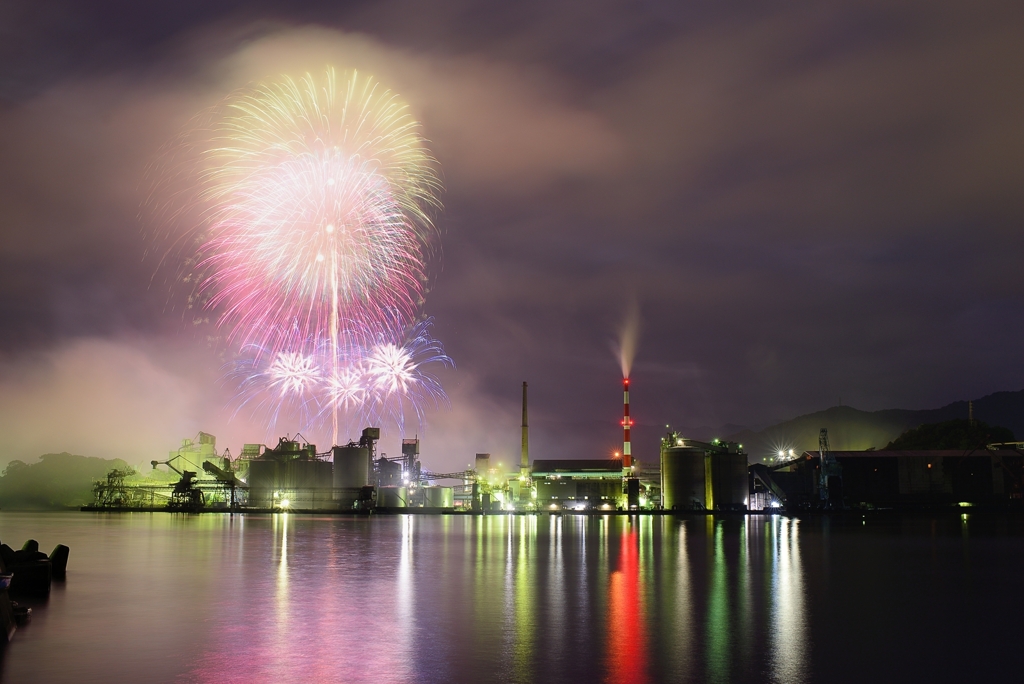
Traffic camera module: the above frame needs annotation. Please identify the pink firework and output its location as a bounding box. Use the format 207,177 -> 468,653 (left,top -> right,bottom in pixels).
152,68 -> 447,442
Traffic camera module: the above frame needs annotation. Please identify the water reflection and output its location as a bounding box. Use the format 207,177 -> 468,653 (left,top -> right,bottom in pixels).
0,512 -> 823,683
705,519 -> 731,683
396,514 -> 414,676
546,515 -> 565,676
606,518 -> 648,684
273,512 -> 290,681
770,516 -> 807,683
671,519 -> 693,679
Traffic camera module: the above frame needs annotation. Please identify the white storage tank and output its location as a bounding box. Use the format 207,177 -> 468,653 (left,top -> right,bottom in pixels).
423,486 -> 454,508
377,486 -> 409,508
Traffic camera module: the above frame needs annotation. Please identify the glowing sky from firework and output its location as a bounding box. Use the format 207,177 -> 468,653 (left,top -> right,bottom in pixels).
3,5 -> 1024,468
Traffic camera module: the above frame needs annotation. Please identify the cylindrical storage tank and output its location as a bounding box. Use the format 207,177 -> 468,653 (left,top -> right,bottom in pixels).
246,460 -> 280,508
661,446 -> 706,510
247,460 -> 278,489
333,446 -> 369,488
423,486 -> 454,508
711,452 -> 749,510
377,486 -> 409,508
288,459 -> 334,509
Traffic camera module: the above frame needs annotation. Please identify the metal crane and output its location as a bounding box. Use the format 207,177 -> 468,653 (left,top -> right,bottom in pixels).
201,460 -> 247,508
151,458 -> 205,511
818,428 -> 844,510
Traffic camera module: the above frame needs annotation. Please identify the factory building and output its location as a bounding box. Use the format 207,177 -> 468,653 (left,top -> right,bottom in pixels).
247,438 -> 334,509
660,436 -> 748,511
761,449 -> 1024,509
247,428 -> 442,511
165,432 -> 221,474
531,459 -> 626,510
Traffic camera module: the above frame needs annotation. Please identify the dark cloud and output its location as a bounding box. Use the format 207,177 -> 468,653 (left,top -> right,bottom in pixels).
0,0 -> 1022,468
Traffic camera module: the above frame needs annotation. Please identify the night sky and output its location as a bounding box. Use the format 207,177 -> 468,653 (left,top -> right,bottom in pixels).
1,1 -> 1022,471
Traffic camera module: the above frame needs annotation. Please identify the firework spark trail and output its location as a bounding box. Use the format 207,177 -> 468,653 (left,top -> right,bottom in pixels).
151,68 -> 448,443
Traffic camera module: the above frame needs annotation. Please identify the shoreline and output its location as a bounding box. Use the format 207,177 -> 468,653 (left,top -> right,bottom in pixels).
74,506 -> 1024,517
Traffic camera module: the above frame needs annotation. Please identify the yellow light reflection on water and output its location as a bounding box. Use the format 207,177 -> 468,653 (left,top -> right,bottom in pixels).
512,516 -> 537,682
705,518 -> 729,683
272,512 -> 291,680
770,516 -> 807,682
670,519 -> 693,679
547,514 -> 565,666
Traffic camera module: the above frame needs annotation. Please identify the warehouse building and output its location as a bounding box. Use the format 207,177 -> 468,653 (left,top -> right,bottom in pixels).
531,459 -> 626,510
765,449 -> 1024,508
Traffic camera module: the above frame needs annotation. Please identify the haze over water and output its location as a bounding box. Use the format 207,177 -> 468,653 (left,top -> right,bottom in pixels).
0,512 -> 1020,683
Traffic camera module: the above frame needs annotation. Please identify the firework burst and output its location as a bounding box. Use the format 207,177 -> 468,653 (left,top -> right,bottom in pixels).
201,68 -> 440,355
266,352 -> 321,397
231,319 -> 452,438
151,68 -> 449,442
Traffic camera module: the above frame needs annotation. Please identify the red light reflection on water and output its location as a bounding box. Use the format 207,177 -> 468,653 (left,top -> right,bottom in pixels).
606,524 -> 649,684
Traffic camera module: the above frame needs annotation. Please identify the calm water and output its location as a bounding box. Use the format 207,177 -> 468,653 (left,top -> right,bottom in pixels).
0,512 -> 1021,683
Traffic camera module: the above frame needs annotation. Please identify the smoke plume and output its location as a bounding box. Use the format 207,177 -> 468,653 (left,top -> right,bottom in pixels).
615,298 -> 641,378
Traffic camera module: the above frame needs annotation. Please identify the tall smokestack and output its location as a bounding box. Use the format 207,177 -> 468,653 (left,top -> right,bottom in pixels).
521,382 -> 529,476
622,377 -> 632,469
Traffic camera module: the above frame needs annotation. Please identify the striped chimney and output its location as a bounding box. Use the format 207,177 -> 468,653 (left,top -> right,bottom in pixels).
622,377 -> 632,468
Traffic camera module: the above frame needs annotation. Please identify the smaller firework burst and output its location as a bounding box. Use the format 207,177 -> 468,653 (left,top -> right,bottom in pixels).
267,352 -> 321,396
230,319 -> 451,440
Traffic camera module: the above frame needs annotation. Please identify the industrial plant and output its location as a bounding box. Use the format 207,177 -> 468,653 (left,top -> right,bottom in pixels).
86,377 -> 1024,514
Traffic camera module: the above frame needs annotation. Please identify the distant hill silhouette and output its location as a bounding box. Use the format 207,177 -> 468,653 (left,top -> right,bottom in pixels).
726,389 -> 1024,461
884,419 -> 1014,450
0,452 -> 128,509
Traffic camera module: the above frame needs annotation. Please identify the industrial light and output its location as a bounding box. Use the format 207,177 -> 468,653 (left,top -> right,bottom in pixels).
778,450 -> 785,458
280,499 -> 290,508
